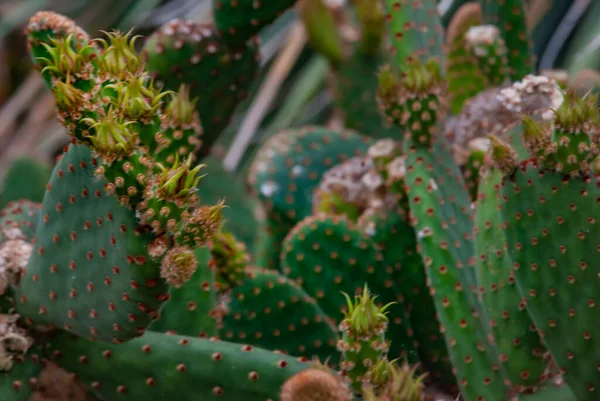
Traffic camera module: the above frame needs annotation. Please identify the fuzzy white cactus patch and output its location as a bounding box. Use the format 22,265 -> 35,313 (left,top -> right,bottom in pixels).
497,74 -> 564,121
0,238 -> 33,296
0,314 -> 33,372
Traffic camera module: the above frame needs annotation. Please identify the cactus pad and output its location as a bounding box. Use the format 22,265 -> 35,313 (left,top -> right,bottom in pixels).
150,247 -> 217,337
44,330 -> 309,401
16,145 -> 169,342
499,162 -> 600,399
222,267 -> 338,362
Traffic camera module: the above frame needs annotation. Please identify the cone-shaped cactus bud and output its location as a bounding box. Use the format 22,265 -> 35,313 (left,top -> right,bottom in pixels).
177,199 -> 226,247
377,59 -> 446,145
157,85 -> 203,165
104,74 -> 170,122
489,134 -> 518,174
50,78 -> 98,141
155,155 -> 205,200
0,238 -> 33,295
159,245 -> 198,288
463,137 -> 491,200
0,313 -> 34,372
95,30 -> 145,80
522,115 -> 552,159
26,12 -> 97,88
367,139 -> 401,178
37,33 -> 97,88
464,25 -> 509,87
82,112 -> 137,158
139,156 -> 206,233
520,90 -> 600,176
547,90 -> 600,175
338,284 -> 394,393
164,85 -> 197,125
210,231 -> 249,291
280,367 -> 352,401
362,360 -> 426,401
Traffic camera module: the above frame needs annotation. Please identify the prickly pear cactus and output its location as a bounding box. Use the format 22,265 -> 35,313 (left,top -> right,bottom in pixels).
16,145 -> 168,342
495,93 -> 600,399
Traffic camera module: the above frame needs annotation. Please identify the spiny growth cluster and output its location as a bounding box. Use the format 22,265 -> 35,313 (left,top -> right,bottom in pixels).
27,12 -> 224,286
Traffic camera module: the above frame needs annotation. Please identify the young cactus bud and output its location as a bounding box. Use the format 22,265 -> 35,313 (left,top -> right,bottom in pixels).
160,246 -> 198,288
82,112 -> 137,159
362,360 -> 426,401
51,79 -> 99,140
547,90 -> 600,176
140,156 -> 206,233
463,137 -> 491,200
0,313 -> 34,372
377,59 -> 447,145
177,200 -> 226,248
464,25 -> 509,87
104,74 -> 169,123
280,367 -> 352,401
26,12 -> 96,88
337,284 -> 394,394
95,31 -> 145,81
489,134 -> 518,175
210,231 -> 249,292
156,85 -> 203,166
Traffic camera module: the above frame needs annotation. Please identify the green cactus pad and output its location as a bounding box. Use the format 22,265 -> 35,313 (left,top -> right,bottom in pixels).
359,207 -> 455,388
222,267 -> 338,362
150,247 -> 217,337
0,345 -> 43,401
405,142 -> 508,400
499,162 -> 600,399
281,214 -> 419,363
144,19 -> 260,159
213,0 -> 297,45
479,0 -> 534,81
383,0 -> 445,73
16,145 -> 169,342
44,330 -> 309,401
475,168 -> 548,392
0,158 -> 52,209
